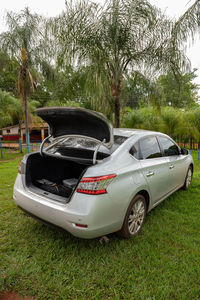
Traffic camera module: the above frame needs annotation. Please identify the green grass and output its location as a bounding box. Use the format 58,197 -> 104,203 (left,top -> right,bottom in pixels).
0,149 -> 24,162
1,152 -> 200,299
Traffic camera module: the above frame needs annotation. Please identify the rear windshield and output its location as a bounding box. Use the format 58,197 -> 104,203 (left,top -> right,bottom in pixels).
110,135 -> 128,153
46,135 -> 127,156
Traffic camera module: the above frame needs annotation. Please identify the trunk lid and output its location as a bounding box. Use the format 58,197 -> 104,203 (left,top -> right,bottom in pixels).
36,107 -> 113,148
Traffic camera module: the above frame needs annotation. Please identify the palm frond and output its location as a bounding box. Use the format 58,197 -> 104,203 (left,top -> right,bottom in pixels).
173,0 -> 200,44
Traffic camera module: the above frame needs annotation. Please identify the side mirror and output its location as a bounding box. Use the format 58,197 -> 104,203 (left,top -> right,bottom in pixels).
180,148 -> 189,155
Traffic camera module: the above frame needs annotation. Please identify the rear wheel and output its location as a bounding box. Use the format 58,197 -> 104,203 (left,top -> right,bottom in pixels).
182,166 -> 193,190
119,194 -> 147,239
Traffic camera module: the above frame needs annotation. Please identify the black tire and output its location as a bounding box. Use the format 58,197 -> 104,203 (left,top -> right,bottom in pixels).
182,166 -> 193,190
119,194 -> 147,239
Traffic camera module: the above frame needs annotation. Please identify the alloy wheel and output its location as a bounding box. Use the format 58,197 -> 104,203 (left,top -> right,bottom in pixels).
186,168 -> 192,188
128,199 -> 145,235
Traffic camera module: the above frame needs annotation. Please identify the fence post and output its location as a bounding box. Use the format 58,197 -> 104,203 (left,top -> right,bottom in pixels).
198,149 -> 200,161
0,142 -> 3,158
19,137 -> 22,153
190,150 -> 192,156
26,132 -> 31,153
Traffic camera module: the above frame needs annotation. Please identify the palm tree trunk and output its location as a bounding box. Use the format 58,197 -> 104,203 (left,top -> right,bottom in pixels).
19,120 -> 23,153
114,97 -> 120,128
190,137 -> 192,149
147,94 -> 151,108
111,78 -> 122,128
24,89 -> 30,153
20,45 -> 31,153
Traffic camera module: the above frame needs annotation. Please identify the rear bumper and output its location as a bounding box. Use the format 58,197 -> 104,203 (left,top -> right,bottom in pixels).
13,174 -> 122,239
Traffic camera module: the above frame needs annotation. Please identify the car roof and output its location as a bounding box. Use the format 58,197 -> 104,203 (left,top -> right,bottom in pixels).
114,128 -> 161,138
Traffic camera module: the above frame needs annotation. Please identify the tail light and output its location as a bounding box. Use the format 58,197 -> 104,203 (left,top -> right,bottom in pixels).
18,161 -> 22,174
77,174 -> 116,195
75,223 -> 88,228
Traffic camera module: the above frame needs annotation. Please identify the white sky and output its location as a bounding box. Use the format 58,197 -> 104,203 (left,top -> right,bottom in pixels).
0,0 -> 200,88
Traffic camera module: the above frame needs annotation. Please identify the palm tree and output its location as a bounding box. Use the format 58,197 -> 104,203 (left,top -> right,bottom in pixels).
122,107 -> 144,129
173,0 -> 200,44
0,90 -> 14,127
54,0 -> 187,128
192,108 -> 200,148
0,89 -> 24,128
180,110 -> 199,149
160,106 -> 182,138
0,90 -> 25,153
0,8 -> 43,152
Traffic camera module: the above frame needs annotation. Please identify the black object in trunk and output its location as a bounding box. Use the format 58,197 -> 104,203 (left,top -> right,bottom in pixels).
26,153 -> 88,198
35,179 -> 73,197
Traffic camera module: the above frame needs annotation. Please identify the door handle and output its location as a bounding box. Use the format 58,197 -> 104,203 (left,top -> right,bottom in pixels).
146,171 -> 154,177
169,165 -> 174,169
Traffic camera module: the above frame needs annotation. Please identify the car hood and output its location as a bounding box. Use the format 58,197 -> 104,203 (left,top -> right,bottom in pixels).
36,107 -> 113,148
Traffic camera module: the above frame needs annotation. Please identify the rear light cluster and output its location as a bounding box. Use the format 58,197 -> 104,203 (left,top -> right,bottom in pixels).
75,223 -> 88,228
77,174 -> 116,195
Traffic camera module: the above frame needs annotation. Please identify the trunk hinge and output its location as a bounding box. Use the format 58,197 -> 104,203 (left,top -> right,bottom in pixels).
40,134 -> 52,157
93,139 -> 106,165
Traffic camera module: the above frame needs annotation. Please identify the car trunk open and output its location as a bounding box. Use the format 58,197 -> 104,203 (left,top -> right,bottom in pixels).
25,153 -> 90,203
25,107 -> 114,202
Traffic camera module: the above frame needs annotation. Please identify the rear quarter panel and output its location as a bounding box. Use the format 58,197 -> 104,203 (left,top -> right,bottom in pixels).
83,150 -> 150,225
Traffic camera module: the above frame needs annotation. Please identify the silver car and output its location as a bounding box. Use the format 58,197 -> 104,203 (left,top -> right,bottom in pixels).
13,107 -> 193,239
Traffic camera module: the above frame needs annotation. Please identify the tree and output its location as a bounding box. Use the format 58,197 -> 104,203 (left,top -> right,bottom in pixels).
121,71 -> 162,109
0,51 -> 19,96
49,65 -> 88,104
179,110 -> 199,149
122,107 -> 144,128
122,107 -> 161,131
160,106 -> 182,138
0,8 -> 43,152
0,89 -> 24,128
190,108 -> 200,148
54,0 -> 186,127
173,0 -> 200,45
157,69 -> 199,108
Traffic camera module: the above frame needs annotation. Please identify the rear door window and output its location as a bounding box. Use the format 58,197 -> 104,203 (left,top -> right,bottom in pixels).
110,135 -> 128,153
140,136 -> 162,159
157,136 -> 180,156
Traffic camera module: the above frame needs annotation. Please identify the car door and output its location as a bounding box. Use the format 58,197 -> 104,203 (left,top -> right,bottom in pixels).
157,135 -> 187,191
138,136 -> 170,204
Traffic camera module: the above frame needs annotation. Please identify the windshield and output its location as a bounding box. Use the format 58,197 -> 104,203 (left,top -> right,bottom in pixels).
46,135 -> 127,156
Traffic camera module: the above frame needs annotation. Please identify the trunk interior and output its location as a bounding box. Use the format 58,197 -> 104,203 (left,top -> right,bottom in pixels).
26,153 -> 89,203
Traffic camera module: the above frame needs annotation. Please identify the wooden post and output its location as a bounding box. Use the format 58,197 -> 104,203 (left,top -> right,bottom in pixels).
21,130 -> 23,144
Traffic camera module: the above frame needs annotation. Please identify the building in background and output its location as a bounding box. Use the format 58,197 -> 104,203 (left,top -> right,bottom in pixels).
2,122 -> 49,142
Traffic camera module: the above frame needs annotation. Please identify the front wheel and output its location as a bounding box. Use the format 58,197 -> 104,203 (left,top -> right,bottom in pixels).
119,194 -> 147,239
182,166 -> 193,190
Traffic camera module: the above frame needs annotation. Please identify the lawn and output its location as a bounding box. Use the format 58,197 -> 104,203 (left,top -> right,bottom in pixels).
0,149 -> 24,162
0,152 -> 200,299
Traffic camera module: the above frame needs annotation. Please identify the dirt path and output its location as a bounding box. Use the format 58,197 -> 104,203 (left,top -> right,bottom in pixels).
0,156 -> 23,164
0,291 -> 36,300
